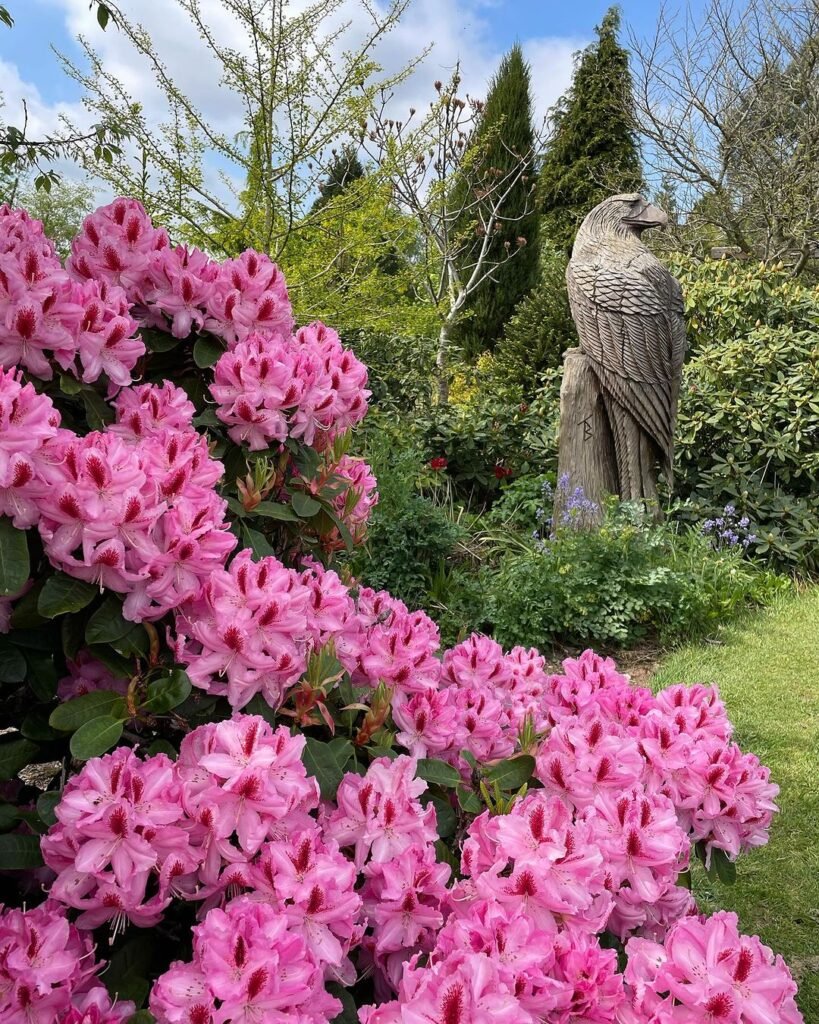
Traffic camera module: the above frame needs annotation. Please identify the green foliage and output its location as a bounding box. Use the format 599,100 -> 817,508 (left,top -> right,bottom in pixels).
17,177 -> 96,258
416,359 -> 559,501
312,145 -> 365,210
284,176 -> 436,342
538,7 -> 643,254
495,245 -> 575,384
487,500 -> 788,649
671,257 -> 819,572
350,332 -> 436,415
348,438 -> 469,611
455,45 -> 540,359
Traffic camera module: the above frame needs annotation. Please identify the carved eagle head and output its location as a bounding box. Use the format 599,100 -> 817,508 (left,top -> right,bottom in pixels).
575,193 -> 669,249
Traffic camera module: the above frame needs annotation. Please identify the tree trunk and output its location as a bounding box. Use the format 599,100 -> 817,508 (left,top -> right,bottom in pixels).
556,349 -> 617,521
436,323 -> 449,405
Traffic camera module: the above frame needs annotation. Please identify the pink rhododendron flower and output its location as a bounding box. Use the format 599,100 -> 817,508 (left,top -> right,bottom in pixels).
151,895 -> 341,1024
57,650 -> 129,701
323,755 -> 437,870
0,901 -> 135,1023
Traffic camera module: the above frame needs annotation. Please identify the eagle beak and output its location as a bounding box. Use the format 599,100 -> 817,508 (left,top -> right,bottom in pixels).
623,203 -> 669,231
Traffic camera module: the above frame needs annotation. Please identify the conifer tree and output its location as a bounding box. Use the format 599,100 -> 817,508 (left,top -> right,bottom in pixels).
456,44 -> 540,360
538,6 -> 642,255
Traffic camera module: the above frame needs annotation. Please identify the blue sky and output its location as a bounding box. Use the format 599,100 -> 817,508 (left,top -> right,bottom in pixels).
0,0 -> 702,198
0,0 -> 694,108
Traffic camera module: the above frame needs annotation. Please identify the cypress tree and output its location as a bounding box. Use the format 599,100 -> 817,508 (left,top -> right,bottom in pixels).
312,145 -> 365,211
456,44 -> 540,360
538,6 -> 642,255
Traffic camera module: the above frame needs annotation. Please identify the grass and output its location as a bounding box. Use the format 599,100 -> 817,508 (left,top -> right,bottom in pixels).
653,588 -> 819,1020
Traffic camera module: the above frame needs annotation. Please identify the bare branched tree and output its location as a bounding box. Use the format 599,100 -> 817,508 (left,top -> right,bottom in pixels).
630,0 -> 819,272
56,0 -> 415,257
361,68 -> 540,402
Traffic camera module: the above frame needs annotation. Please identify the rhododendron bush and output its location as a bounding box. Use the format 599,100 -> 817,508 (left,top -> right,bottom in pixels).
0,200 -> 804,1024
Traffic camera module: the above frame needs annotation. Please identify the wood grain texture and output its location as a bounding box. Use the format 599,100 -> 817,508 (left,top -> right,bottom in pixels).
559,194 -> 686,505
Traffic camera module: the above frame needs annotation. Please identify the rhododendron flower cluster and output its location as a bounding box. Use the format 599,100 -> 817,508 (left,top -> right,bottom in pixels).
0,901 -> 135,1023
0,375 -> 237,622
210,322 -> 369,451
0,205 -> 142,386
70,202 -> 295,347
621,910 -> 802,1023
150,895 -> 343,1024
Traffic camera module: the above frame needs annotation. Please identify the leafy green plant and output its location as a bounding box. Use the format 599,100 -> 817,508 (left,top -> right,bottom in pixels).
670,257 -> 819,573
486,500 -> 787,650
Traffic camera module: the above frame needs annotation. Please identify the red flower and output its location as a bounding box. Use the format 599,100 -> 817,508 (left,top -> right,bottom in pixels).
429,457 -> 448,471
493,464 -> 513,479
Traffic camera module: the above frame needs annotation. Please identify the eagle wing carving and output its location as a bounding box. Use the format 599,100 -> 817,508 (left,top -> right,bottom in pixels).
566,256 -> 686,467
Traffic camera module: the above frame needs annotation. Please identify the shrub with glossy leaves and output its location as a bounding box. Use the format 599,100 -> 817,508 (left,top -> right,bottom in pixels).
0,200 -> 805,1024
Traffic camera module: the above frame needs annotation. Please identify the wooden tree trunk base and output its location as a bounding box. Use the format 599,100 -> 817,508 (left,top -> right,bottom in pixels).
556,349 -> 617,520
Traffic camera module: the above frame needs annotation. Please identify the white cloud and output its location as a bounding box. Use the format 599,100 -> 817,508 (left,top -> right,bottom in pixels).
6,0 -> 584,201
0,55 -> 87,140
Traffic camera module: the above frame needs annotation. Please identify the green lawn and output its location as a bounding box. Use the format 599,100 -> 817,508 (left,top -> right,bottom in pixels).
653,588 -> 819,1020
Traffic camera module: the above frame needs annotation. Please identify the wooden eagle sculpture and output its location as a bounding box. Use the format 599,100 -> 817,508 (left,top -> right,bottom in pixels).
559,193 -> 687,510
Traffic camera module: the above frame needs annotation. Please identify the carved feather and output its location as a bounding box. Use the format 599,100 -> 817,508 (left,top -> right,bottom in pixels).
566,235 -> 686,468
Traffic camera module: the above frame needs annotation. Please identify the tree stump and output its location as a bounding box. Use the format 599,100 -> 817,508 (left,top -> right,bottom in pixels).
556,348 -> 617,521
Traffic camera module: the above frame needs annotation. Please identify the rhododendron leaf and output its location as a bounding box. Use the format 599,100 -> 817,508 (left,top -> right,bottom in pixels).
193,334 -> 225,368
0,803 -> 18,831
24,650 -> 58,701
61,613 -> 85,660
145,739 -> 178,758
484,754 -> 536,790
328,984 -> 358,1023
36,790 -> 61,827
142,327 -> 181,353
434,838 -> 460,872
87,643 -> 133,679
241,523 -> 277,558
461,749 -> 478,771
70,714 -> 124,759
0,833 -> 43,869
328,736 -> 356,769
303,737 -> 353,800
0,640 -> 26,683
37,573 -> 97,618
20,712 -> 57,742
291,491 -> 322,518
80,387 -> 115,430
86,598 -> 148,658
417,758 -> 462,788
318,505 -> 355,552
59,373 -> 82,395
127,1013 -> 155,1024
9,581 -> 45,629
105,933 -> 154,1005
286,438 -> 321,479
711,848 -> 738,885
193,408 -> 220,427
457,785 -> 482,815
145,668 -> 192,714
367,744 -> 399,760
0,516 -> 29,596
422,792 -> 457,837
85,596 -> 133,644
244,694 -> 279,726
49,690 -> 128,732
0,737 -> 39,780
254,501 -> 300,522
